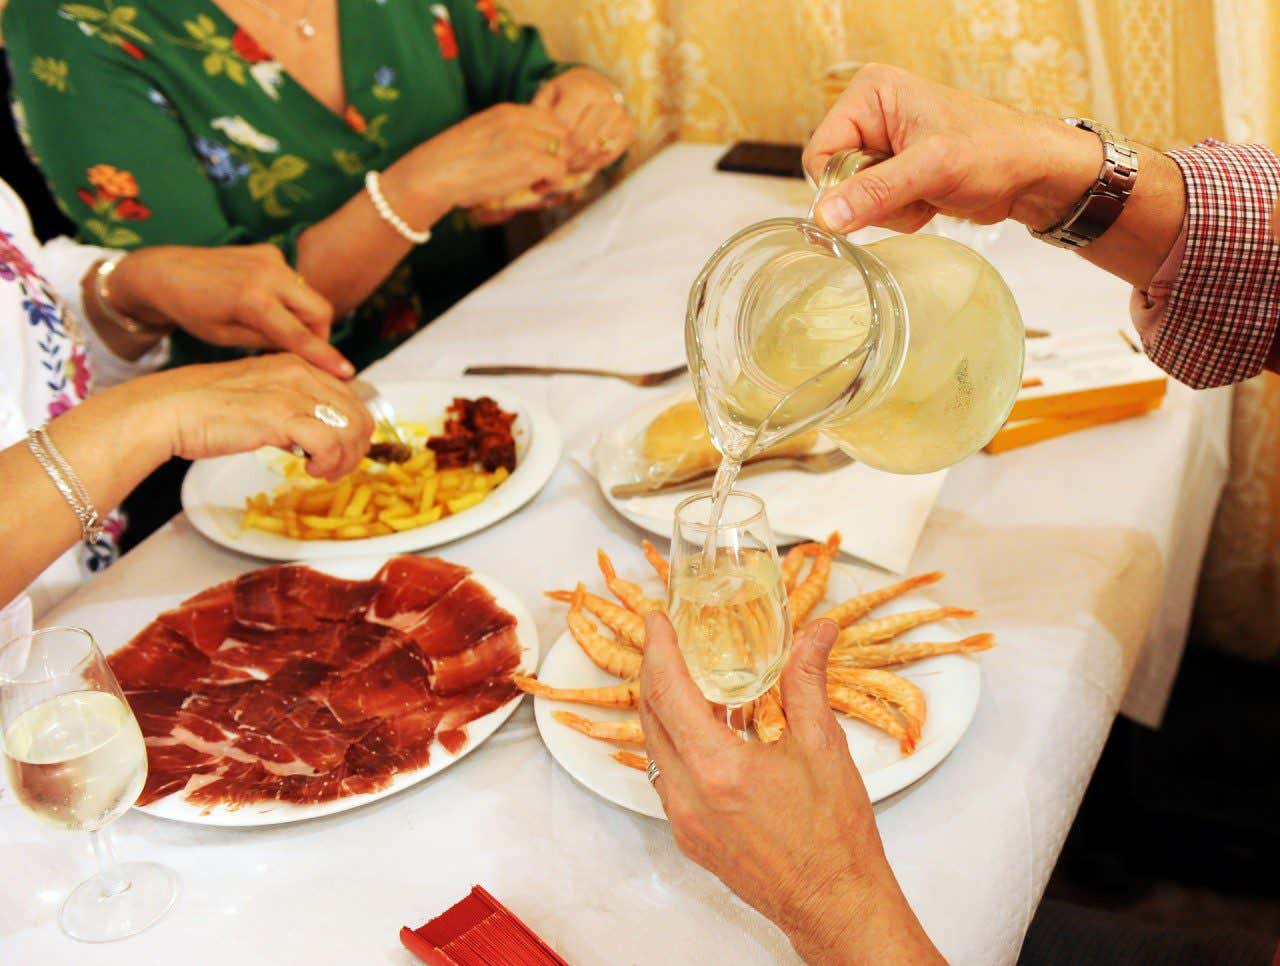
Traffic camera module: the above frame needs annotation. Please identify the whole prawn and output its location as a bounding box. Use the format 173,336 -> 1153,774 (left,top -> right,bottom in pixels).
566,585 -> 642,679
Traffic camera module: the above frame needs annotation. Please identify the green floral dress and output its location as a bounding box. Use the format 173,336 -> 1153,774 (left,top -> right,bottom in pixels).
5,0 -> 562,368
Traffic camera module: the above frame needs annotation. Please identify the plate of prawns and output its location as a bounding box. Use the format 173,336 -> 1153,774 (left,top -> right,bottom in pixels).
518,536 -> 994,818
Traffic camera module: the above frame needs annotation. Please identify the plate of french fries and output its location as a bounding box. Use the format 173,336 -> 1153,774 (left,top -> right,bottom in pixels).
181,380 -> 561,561
523,540 -> 986,819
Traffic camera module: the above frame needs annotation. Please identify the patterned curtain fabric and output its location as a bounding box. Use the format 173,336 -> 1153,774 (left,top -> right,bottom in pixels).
510,0 -> 1280,660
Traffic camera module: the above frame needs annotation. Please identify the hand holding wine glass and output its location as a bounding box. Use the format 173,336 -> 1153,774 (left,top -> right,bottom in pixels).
638,615 -> 945,964
666,490 -> 792,729
0,627 -> 176,942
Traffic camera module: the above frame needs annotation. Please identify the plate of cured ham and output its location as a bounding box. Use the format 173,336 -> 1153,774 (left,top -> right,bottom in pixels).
522,542 -> 988,819
181,380 -> 561,561
104,554 -> 538,827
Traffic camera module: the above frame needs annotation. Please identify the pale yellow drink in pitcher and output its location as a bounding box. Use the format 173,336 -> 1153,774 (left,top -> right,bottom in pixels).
688,150 -> 1025,479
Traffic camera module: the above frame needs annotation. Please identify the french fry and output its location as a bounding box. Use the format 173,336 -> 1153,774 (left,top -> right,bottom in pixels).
327,478 -> 354,517
301,513 -> 374,530
277,488 -> 304,512
418,476 -> 439,514
446,492 -> 485,514
377,505 -> 413,525
344,484 -> 373,519
386,506 -> 444,531
243,511 -> 286,533
243,430 -> 511,541
298,489 -> 333,514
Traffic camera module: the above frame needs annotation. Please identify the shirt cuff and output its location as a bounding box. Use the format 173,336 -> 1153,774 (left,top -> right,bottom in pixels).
1136,139 -> 1280,389
78,309 -> 170,390
40,235 -> 112,326
1130,216 -> 1187,341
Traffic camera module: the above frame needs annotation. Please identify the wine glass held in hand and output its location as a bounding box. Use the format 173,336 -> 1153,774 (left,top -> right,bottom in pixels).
668,491 -> 792,732
0,627 -> 177,943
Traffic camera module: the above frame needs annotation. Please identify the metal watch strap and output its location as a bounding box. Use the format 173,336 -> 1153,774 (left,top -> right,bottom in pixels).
1031,117 -> 1139,250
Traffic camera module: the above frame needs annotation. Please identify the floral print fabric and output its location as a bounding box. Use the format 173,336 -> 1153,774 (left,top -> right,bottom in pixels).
6,0 -> 562,368
0,180 -> 125,589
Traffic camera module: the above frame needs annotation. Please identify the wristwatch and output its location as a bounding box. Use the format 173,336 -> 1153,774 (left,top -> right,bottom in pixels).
1031,117 -> 1139,250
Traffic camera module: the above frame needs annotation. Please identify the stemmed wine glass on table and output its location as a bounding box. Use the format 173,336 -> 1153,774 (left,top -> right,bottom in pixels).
0,626 -> 177,942
667,491 -> 792,735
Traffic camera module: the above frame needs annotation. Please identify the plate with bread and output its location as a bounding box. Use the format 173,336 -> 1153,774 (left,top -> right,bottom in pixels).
592,391 -> 845,544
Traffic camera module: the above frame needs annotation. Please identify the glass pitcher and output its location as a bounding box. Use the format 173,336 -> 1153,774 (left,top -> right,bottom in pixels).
686,149 -> 1025,475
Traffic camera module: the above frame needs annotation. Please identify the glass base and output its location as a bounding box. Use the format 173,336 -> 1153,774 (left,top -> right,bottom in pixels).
59,861 -> 179,943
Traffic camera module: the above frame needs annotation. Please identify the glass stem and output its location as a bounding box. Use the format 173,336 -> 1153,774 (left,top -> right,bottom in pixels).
725,703 -> 748,741
89,826 -> 131,898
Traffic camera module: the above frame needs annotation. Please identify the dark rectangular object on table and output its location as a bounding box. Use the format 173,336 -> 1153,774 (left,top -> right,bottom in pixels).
716,141 -> 806,179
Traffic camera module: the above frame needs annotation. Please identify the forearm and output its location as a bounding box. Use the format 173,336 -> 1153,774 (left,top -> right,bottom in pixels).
295,153 -> 455,318
787,864 -> 944,966
0,381 -> 170,608
79,259 -> 170,363
1013,118 -> 1187,290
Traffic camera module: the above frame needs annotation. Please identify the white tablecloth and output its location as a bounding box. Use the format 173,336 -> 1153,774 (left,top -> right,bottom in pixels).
1,145 -> 1230,965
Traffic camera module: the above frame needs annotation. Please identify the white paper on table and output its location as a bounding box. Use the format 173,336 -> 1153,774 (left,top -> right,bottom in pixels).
580,391 -> 947,574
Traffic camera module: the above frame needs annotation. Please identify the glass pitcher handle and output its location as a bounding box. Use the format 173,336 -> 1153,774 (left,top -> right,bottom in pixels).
805,147 -> 889,221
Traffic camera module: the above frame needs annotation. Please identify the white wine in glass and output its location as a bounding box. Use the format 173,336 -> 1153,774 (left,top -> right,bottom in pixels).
0,626 -> 178,942
668,491 -> 792,724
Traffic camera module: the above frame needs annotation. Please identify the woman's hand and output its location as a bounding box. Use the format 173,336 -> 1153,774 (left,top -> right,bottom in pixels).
135,354 -> 375,481
105,244 -> 354,379
639,613 -> 943,964
393,102 -> 572,213
533,67 -> 633,173
803,63 -> 1103,236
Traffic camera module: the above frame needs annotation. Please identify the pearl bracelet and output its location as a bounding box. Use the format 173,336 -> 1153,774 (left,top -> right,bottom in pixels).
26,426 -> 104,544
365,170 -> 432,246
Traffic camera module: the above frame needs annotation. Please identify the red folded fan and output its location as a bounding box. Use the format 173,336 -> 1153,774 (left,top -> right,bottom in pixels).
400,886 -> 569,966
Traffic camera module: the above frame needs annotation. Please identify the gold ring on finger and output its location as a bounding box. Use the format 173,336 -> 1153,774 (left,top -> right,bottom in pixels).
547,136 -> 560,156
596,136 -> 614,153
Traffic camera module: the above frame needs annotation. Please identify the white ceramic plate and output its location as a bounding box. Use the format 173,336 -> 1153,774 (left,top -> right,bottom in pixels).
119,554 -> 539,827
534,562 -> 981,819
592,390 -> 810,544
182,380 -> 561,561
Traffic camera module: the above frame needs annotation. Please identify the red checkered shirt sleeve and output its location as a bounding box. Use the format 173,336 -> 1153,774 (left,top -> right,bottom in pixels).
1137,139 -> 1280,388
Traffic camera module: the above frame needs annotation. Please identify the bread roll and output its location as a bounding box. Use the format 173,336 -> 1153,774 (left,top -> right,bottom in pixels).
642,400 -> 819,476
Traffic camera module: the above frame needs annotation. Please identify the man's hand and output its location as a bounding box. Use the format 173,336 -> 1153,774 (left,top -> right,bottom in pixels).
805,63 -> 1187,289
803,64 -> 1104,236
639,613 -> 943,964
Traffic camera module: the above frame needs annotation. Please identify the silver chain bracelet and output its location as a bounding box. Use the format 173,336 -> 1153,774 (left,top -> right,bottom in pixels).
26,426 -> 104,544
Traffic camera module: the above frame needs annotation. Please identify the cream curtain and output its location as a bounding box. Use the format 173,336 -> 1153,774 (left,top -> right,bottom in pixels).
508,0 -> 1280,659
